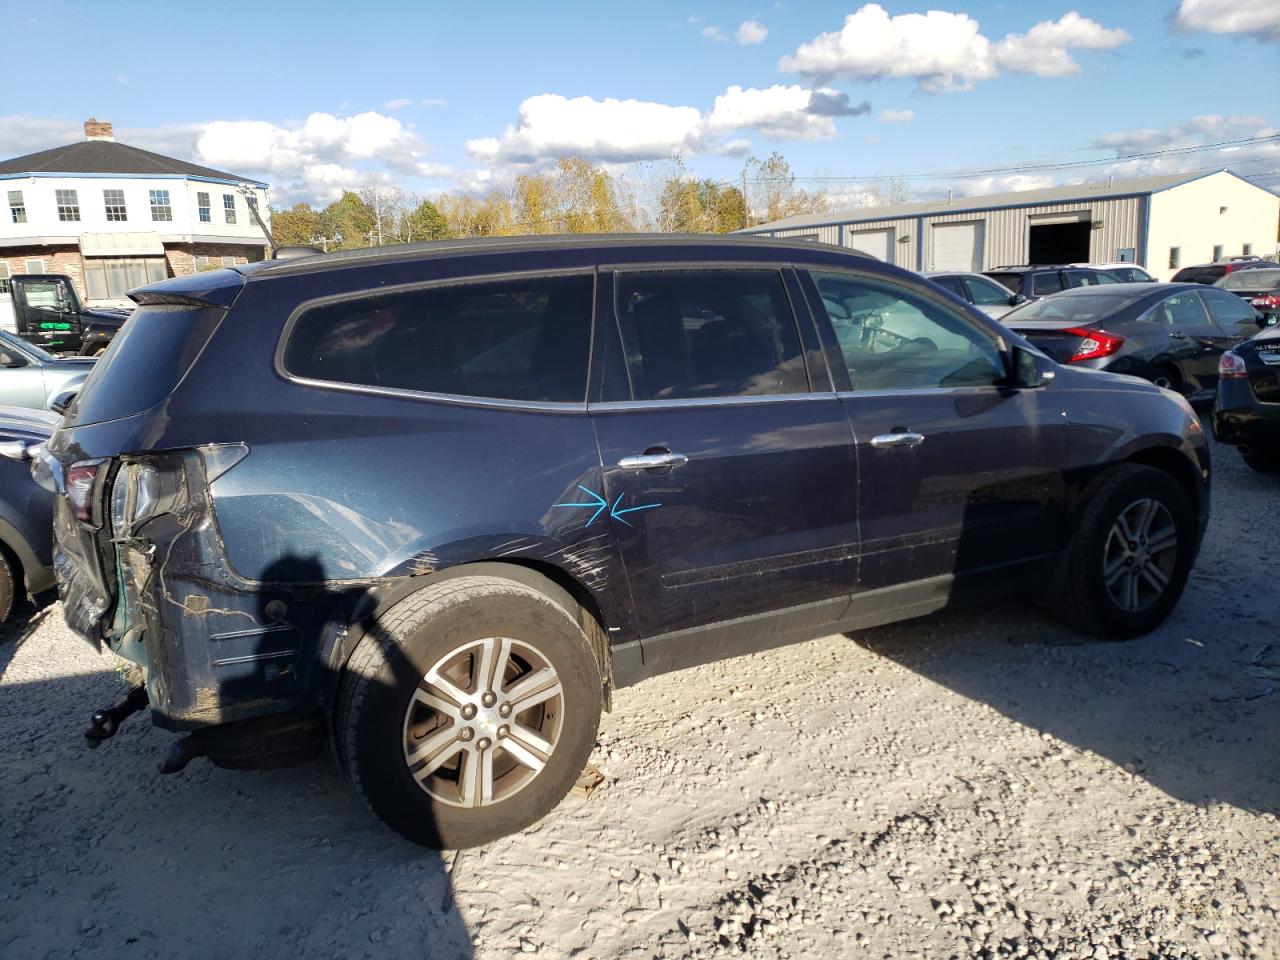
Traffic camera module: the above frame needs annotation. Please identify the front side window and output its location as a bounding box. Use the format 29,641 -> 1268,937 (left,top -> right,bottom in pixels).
197,191 -> 211,223
21,280 -> 64,309
1200,288 -> 1258,328
149,189 -> 173,221
613,269 -> 807,401
811,270 -> 1004,391
56,189 -> 80,222
103,189 -> 127,221
962,276 -> 1013,306
283,274 -> 595,403
7,190 -> 25,224
1031,272 -> 1064,296
223,194 -> 236,224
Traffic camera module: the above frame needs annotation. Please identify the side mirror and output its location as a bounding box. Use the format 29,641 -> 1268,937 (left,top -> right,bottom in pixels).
49,390 -> 76,415
1011,345 -> 1056,389
0,351 -> 27,368
1009,293 -> 1027,306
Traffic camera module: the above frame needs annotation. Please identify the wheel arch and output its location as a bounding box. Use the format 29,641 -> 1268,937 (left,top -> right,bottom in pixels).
1120,444 -> 1204,518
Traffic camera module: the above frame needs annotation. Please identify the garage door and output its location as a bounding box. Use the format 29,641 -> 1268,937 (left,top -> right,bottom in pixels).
846,228 -> 894,263
930,221 -> 985,272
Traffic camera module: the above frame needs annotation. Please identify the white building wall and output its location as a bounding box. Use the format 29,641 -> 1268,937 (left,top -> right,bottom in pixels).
1146,171 -> 1280,281
0,175 -> 269,245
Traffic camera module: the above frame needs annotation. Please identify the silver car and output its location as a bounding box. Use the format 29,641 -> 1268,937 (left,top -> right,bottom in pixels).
923,271 -> 1026,319
0,330 -> 96,411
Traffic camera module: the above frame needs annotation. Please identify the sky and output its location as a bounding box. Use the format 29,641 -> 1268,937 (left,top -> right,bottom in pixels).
0,0 -> 1276,211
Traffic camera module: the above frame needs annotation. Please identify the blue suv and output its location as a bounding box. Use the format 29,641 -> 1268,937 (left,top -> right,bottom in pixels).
43,236 -> 1210,847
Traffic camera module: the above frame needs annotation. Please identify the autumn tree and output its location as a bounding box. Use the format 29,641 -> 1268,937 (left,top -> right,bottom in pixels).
320,192 -> 375,250
269,203 -> 323,247
400,197 -> 452,242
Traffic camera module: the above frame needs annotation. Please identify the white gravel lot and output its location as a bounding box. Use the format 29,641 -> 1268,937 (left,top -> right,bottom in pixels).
2,438 -> 1277,960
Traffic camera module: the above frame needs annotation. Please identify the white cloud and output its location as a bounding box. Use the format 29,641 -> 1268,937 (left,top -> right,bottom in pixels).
383,98 -> 413,110
780,3 -> 1130,92
993,12 -> 1131,76
114,75 -> 128,86
878,109 -> 915,124
1172,0 -> 1280,40
736,19 -> 768,44
421,98 -> 448,108
701,25 -> 728,43
707,85 -> 869,140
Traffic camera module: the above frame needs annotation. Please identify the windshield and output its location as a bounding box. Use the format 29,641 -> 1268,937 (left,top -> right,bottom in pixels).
0,329 -> 57,363
1220,268 -> 1280,291
1003,294 -> 1130,324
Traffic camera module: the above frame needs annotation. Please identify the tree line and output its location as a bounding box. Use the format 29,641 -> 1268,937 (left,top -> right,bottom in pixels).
268,153 -> 897,250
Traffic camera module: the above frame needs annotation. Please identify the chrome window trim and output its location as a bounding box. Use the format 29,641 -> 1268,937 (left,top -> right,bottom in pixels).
274,266 -> 598,413
834,385 -> 1006,401
589,391 -> 835,414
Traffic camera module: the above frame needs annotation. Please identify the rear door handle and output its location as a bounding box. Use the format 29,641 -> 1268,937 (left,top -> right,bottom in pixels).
869,431 -> 925,449
617,452 -> 689,470
1169,330 -> 1187,339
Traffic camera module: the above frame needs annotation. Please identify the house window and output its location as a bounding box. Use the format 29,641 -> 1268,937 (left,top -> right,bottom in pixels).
83,257 -> 168,299
56,189 -> 80,222
1212,244 -> 1223,261
1169,247 -> 1181,269
24,258 -> 45,274
149,189 -> 173,222
197,191 -> 211,223
223,194 -> 236,224
1243,243 -> 1253,256
7,190 -> 25,224
103,189 -> 128,221
0,262 -> 9,295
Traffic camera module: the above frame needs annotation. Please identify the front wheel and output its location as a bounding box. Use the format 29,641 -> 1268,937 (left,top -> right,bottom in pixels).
337,575 -> 602,848
1057,464 -> 1197,640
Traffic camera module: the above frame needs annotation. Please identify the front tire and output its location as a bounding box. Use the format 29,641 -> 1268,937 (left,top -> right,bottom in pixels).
337,575 -> 602,848
1057,464 -> 1197,640
0,551 -> 14,625
1241,448 -> 1280,473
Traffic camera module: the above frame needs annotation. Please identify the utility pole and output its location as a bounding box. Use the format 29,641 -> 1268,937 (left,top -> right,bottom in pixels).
741,170 -> 750,227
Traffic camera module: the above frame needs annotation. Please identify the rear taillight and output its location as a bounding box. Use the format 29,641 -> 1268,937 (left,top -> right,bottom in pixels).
66,458 -> 105,524
1219,352 -> 1248,379
1064,327 -> 1125,363
1251,294 -> 1280,309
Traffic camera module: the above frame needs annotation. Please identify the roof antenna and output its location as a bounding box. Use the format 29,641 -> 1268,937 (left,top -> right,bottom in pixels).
238,184 -> 277,258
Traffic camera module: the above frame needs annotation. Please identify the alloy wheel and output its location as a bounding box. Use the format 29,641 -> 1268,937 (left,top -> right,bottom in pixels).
1102,498 -> 1179,613
402,636 -> 564,808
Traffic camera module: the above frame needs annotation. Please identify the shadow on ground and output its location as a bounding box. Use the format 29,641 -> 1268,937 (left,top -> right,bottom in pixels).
848,591 -> 1280,816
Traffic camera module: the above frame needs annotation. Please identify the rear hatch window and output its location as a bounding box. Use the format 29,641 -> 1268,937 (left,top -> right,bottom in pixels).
68,304 -> 224,426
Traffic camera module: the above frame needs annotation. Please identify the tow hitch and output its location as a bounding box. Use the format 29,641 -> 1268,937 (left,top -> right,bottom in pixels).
85,683 -> 149,748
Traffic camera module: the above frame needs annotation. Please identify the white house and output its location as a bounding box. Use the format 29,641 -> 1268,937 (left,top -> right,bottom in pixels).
0,118 -> 271,307
741,170 -> 1279,282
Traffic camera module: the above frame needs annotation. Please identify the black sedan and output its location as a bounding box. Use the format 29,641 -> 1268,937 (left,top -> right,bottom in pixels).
1213,325 -> 1280,472
1001,282 -> 1268,402
1214,266 -> 1280,320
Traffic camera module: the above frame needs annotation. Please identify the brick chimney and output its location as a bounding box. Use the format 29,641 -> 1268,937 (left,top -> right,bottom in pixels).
84,118 -> 114,142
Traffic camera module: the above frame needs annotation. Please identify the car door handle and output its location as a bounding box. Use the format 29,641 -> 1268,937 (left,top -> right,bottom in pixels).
617,452 -> 689,470
1169,330 -> 1187,339
869,431 -> 925,449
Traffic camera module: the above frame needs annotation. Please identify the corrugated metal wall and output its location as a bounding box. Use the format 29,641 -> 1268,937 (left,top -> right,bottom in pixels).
760,195 -> 1146,271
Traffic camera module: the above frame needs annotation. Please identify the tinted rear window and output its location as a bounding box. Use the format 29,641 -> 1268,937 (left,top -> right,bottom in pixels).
1220,269 -> 1280,290
985,272 -> 1022,293
1004,294 -> 1130,323
70,304 -> 224,425
282,274 -> 594,403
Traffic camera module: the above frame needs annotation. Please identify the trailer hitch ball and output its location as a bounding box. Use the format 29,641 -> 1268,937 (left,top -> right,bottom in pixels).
84,684 -> 149,748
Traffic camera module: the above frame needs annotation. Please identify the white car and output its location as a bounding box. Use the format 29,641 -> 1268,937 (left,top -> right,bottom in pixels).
922,271 -> 1026,319
1070,262 -> 1157,283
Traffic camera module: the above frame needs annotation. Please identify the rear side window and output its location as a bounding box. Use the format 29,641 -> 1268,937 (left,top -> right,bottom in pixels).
985,272 -> 1021,293
1032,272 -> 1065,296
930,276 -> 966,299
1200,288 -> 1258,327
71,305 -> 224,425
282,274 -> 595,403
612,269 -> 807,401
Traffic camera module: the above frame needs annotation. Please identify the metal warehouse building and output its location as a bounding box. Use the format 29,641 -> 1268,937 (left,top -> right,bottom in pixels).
741,170 -> 1279,282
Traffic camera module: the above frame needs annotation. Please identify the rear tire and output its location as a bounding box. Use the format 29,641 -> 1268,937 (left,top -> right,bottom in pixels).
337,575 -> 602,848
1241,448 -> 1280,473
0,551 -> 14,625
1150,364 -> 1184,395
1056,464 -> 1197,640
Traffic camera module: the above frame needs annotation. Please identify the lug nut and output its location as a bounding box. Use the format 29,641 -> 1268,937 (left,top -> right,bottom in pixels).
476,737 -> 491,751
480,691 -> 497,708
497,724 -> 509,739
498,703 -> 512,718
458,727 -> 474,742
460,704 -> 477,720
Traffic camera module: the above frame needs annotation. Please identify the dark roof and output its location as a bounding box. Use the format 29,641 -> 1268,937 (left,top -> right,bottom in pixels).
240,232 -> 869,278
0,139 -> 264,185
1049,282 -> 1186,301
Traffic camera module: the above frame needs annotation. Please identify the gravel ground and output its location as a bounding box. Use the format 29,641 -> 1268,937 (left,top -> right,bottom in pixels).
2,438 -> 1277,960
